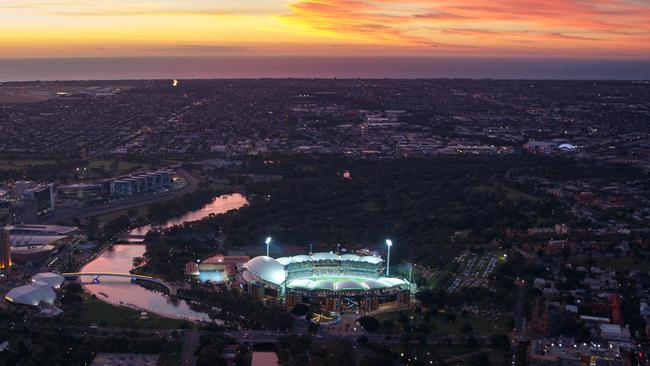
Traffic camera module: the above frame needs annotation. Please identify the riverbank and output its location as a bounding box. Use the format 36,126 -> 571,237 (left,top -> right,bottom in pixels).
80,295 -> 193,329
79,244 -> 214,322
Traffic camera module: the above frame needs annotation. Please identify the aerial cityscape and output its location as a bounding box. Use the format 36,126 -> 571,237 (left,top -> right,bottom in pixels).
1,1 -> 650,366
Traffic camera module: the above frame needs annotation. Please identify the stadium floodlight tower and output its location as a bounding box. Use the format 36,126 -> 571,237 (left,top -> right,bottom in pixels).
385,239 -> 393,276
265,237 -> 272,257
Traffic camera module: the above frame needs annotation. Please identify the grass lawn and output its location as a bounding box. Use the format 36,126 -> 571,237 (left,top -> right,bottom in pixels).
375,310 -> 507,337
426,270 -> 454,289
96,205 -> 152,223
81,298 -> 192,329
431,314 -> 506,336
0,159 -> 56,170
368,344 -> 508,366
87,160 -> 153,173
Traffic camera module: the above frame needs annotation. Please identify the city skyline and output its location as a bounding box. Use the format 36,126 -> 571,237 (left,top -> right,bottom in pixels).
2,0 -> 650,59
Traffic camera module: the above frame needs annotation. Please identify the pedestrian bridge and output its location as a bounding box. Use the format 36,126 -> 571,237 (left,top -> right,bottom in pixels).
62,272 -> 174,294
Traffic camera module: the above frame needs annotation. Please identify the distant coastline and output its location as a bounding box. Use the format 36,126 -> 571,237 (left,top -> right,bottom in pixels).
0,56 -> 648,82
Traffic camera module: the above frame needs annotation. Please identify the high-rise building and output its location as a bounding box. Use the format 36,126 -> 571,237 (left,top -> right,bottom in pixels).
0,229 -> 11,270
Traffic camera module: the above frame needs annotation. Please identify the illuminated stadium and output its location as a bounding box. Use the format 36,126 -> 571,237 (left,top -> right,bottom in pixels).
241,252 -> 411,313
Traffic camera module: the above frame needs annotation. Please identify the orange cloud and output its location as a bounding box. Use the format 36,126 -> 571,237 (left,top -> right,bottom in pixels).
1,0 -> 649,58
281,0 -> 650,56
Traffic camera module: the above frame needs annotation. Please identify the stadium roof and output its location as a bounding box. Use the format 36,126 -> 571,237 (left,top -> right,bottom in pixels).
275,252 -> 383,265
286,277 -> 407,291
245,256 -> 286,285
312,252 -> 339,261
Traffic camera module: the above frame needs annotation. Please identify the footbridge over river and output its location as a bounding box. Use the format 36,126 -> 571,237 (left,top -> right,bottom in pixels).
62,272 -> 175,295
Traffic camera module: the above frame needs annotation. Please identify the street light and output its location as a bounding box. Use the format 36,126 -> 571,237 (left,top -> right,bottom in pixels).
386,239 -> 393,276
265,237 -> 272,257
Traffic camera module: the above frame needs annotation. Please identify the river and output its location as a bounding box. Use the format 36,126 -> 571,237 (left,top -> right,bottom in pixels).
80,193 -> 248,321
128,192 -> 248,238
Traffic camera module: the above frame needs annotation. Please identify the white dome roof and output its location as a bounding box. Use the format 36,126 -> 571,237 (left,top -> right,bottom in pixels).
241,270 -> 256,283
245,256 -> 286,285
32,272 -> 64,289
5,283 -> 56,306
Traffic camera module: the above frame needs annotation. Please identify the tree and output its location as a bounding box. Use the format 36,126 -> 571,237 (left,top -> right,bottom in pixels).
460,323 -> 473,334
382,319 -> 395,334
307,322 -> 320,334
444,312 -> 457,324
358,316 -> 381,333
290,303 -> 310,317
489,333 -> 511,351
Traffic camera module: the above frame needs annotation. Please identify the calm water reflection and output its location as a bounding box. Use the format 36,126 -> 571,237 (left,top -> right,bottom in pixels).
81,245 -> 213,322
81,193 -> 248,321
252,352 -> 279,366
129,193 -> 247,237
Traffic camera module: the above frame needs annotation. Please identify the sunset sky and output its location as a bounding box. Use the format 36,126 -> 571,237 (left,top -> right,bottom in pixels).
2,0 -> 650,59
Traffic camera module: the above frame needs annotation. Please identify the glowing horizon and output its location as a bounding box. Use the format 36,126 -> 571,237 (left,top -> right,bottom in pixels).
1,0 -> 649,59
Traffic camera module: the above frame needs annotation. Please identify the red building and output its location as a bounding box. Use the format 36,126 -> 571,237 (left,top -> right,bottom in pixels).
199,254 -> 250,277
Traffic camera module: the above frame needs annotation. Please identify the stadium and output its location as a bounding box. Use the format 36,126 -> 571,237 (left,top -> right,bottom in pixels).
241,252 -> 411,314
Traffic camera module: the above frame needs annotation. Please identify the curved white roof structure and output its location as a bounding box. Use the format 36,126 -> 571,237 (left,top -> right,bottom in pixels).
282,252 -> 384,264
5,283 -> 56,306
312,252 -> 339,261
340,254 -> 361,261
360,256 -> 383,264
287,278 -> 312,289
276,257 -> 295,265
245,256 -> 286,285
32,272 -> 64,289
286,277 -> 407,291
241,269 -> 257,283
292,255 -> 312,263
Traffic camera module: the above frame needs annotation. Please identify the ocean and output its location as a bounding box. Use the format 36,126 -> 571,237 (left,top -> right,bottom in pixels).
0,56 -> 648,81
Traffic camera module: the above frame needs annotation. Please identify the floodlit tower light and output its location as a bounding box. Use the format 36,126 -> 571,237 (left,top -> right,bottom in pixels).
386,239 -> 393,276
265,237 -> 272,257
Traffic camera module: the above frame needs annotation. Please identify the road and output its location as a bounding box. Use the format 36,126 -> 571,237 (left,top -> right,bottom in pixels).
44,168 -> 199,224
181,330 -> 200,366
513,280 -> 526,341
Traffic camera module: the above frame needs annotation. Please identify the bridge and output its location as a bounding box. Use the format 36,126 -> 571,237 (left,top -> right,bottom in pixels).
116,234 -> 147,242
62,272 -> 175,295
